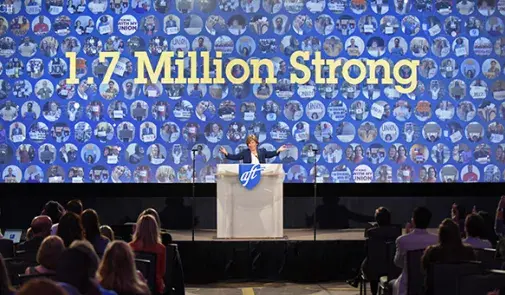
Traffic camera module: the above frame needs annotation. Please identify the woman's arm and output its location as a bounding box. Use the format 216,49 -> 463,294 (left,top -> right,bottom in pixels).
225,150 -> 245,161
264,149 -> 280,159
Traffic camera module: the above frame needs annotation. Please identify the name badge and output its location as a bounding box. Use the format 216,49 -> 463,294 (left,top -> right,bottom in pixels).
72,176 -> 83,183
428,24 -> 441,36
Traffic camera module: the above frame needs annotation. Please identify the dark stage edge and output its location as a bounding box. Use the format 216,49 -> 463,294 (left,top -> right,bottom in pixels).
169,229 -> 435,284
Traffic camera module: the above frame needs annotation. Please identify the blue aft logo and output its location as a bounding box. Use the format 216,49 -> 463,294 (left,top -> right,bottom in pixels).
239,164 -> 264,190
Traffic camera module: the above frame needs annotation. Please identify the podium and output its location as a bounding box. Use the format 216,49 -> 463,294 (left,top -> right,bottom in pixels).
216,164 -> 285,239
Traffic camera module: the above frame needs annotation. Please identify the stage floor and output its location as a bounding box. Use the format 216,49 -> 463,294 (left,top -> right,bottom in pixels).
168,228 -> 438,241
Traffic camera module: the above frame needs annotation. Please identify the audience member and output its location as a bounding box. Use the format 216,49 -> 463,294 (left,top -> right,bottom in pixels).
52,200 -> 84,235
56,246 -> 116,295
57,212 -> 84,247
478,210 -> 499,248
139,209 -> 161,231
463,213 -> 492,248
25,228 -> 33,241
391,207 -> 438,295
41,201 -> 65,227
138,208 -> 172,245
347,207 -> 400,295
0,254 -> 14,295
98,241 -> 150,295
450,203 -> 467,236
129,215 -> 166,294
495,196 -> 505,238
82,209 -> 110,257
18,278 -> 68,295
18,215 -> 52,254
100,226 -> 115,241
421,219 -> 476,295
25,235 -> 65,275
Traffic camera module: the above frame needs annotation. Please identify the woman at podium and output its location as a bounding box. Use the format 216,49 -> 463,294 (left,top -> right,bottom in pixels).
219,134 -> 287,164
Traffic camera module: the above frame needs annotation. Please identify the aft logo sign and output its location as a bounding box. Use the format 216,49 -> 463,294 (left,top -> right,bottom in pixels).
239,164 -> 264,190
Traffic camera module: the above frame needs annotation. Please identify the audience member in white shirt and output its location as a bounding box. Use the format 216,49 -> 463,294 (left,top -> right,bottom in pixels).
391,207 -> 438,295
463,213 -> 492,249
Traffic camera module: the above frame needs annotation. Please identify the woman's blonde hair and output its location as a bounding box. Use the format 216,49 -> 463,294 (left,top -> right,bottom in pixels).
132,214 -> 161,247
98,241 -> 150,295
37,236 -> 65,271
246,134 -> 259,145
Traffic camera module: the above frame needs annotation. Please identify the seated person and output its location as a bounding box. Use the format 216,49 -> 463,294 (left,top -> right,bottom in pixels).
25,236 -> 65,275
421,219 -> 476,295
347,207 -> 401,295
463,213 -> 492,249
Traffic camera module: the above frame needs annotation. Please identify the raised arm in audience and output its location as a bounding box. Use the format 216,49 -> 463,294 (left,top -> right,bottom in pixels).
495,196 -> 505,237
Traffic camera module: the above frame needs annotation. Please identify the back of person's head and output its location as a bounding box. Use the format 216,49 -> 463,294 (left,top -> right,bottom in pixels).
69,240 -> 99,277
66,199 -> 83,215
98,241 -> 149,295
140,208 -> 161,230
56,248 -> 96,295
99,225 -> 114,241
477,210 -> 497,242
465,213 -> 485,238
30,215 -> 52,237
42,201 -> 65,224
37,235 -> 65,271
375,207 -> 391,226
133,214 -> 160,247
412,206 -> 432,229
81,209 -> 101,243
18,278 -> 67,295
438,218 -> 463,247
57,212 -> 84,247
0,254 -> 14,295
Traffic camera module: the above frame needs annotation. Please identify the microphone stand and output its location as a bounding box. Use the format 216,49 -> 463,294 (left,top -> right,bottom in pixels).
312,148 -> 318,241
191,148 -> 197,242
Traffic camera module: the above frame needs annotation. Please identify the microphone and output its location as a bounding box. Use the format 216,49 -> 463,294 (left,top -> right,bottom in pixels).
312,148 -> 319,153
191,145 -> 199,152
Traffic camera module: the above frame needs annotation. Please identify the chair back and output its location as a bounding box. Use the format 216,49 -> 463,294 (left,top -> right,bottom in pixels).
0,239 -> 14,258
15,250 -> 37,264
473,248 -> 503,269
18,273 -> 56,285
459,269 -> 505,295
474,248 -> 496,261
406,249 -> 425,295
365,238 -> 394,279
165,244 -> 185,295
111,225 -> 134,242
4,258 -> 37,286
429,261 -> 482,295
135,258 -> 151,281
134,251 -> 157,294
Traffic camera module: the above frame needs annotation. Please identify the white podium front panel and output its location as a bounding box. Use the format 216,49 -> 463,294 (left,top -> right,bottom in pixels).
216,164 -> 284,239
